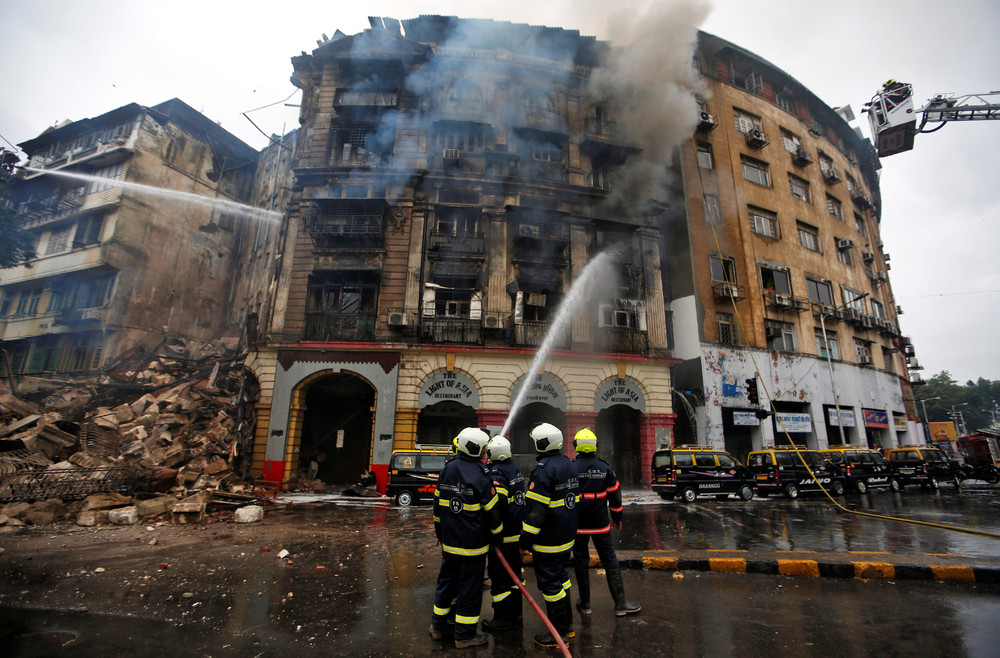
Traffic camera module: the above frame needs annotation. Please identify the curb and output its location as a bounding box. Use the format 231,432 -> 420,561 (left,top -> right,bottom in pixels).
525,551 -> 1000,584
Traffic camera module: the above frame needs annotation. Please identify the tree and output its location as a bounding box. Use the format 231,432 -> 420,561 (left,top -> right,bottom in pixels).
0,148 -> 37,269
915,371 -> 1000,433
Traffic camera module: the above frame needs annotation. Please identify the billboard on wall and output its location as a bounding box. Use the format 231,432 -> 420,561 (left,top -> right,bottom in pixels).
928,421 -> 958,442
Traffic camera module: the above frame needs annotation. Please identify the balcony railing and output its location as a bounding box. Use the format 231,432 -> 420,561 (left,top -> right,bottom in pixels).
428,231 -> 485,254
596,327 -> 649,354
419,317 -> 482,345
17,191 -> 85,228
520,161 -> 568,183
520,110 -> 564,132
512,322 -> 567,348
303,313 -> 376,342
584,118 -> 617,139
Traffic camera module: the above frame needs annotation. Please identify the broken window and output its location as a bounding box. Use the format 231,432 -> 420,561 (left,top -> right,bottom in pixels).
710,255 -> 737,283
789,174 -> 810,202
759,265 -> 791,294
826,194 -> 843,220
765,319 -> 797,351
307,273 -> 378,315
424,277 -> 479,319
599,300 -> 645,329
797,221 -> 820,252
780,129 -> 802,153
740,156 -> 770,187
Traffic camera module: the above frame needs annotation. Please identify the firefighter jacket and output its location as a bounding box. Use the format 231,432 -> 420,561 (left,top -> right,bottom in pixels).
573,453 -> 623,535
434,454 -> 503,557
521,451 -> 580,553
487,458 -> 527,544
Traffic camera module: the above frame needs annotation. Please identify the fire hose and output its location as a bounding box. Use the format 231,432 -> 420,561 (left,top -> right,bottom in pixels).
493,546 -> 572,657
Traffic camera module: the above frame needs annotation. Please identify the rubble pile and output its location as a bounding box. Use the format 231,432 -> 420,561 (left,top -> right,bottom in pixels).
0,337 -> 266,526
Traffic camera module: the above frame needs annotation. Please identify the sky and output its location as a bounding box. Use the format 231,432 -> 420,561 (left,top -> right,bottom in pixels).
3,0 -> 998,383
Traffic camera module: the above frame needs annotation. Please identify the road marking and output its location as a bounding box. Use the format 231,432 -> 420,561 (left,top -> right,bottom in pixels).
710,558 -> 747,573
930,565 -> 975,583
849,551 -> 890,554
853,561 -> 895,579
643,556 -> 679,570
778,559 -> 820,577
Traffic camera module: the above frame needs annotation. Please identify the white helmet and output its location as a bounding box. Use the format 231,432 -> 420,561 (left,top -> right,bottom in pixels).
530,422 -> 563,453
487,435 -> 512,462
455,427 -> 489,458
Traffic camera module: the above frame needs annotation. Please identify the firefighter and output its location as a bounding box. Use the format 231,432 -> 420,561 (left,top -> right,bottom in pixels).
429,427 -> 503,649
483,435 -> 527,632
520,422 -> 580,648
571,428 -> 641,617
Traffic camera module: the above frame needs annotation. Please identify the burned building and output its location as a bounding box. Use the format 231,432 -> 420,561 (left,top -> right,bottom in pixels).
247,17 -> 686,491
664,33 -> 919,460
1,100 -> 261,392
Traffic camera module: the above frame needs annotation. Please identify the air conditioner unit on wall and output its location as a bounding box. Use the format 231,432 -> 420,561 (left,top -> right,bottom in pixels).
859,355 -> 873,365
773,293 -> 790,307
837,239 -> 854,250
745,128 -> 768,148
483,314 -> 502,329
698,111 -> 717,131
442,149 -> 460,161
519,224 -> 540,238
388,312 -> 406,326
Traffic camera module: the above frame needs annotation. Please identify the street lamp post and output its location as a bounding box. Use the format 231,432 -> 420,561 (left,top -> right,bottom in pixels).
918,396 -> 940,443
950,403 -> 968,436
820,291 -> 869,446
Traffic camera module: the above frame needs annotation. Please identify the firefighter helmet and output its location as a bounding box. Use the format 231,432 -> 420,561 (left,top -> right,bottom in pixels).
487,435 -> 512,462
574,428 -> 598,453
455,427 -> 489,458
530,422 -> 563,453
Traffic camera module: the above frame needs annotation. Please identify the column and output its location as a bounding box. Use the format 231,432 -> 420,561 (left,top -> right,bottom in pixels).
639,413 -> 676,486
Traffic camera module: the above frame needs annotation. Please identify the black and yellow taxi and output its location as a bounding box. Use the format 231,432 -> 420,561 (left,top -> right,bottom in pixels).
387,447 -> 452,506
745,447 -> 846,498
650,446 -> 756,502
820,446 -> 901,493
885,445 -> 962,489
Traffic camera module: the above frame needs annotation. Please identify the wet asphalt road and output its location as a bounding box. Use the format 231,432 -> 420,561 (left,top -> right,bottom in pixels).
1,486 -> 999,656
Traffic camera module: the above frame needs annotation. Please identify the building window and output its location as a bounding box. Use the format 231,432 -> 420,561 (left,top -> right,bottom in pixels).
733,108 -> 762,134
74,214 -> 104,247
442,80 -> 483,117
882,347 -> 895,373
599,302 -> 643,329
854,212 -> 866,236
806,278 -> 833,305
871,299 -> 886,320
826,194 -> 843,220
775,93 -> 793,113
759,265 -> 791,294
15,288 -> 43,316
741,156 -> 770,187
710,255 -> 737,283
704,194 -> 721,225
307,276 -> 377,315
797,221 -> 820,252
749,207 -> 779,238
697,142 -> 713,169
45,225 -> 74,256
818,152 -> 837,179
789,173 -> 811,202
434,126 -> 485,154
780,129 -> 802,153
718,312 -> 740,345
90,162 -> 125,193
765,319 -> 797,351
845,174 -> 857,195
836,240 -> 853,265
815,328 -> 840,360
843,287 -> 866,313
854,338 -> 872,365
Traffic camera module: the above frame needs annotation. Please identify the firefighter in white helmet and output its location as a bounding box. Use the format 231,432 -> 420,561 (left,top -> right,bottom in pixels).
520,422 -> 580,647
482,435 -> 527,632
429,427 -> 503,649
571,427 -> 640,617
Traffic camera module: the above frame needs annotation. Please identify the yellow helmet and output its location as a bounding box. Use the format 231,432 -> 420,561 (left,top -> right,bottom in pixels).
574,428 -> 598,453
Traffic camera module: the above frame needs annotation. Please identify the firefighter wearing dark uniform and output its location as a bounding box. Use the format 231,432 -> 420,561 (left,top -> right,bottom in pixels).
483,435 -> 527,632
571,428 -> 641,617
429,427 -> 503,649
520,422 -> 580,647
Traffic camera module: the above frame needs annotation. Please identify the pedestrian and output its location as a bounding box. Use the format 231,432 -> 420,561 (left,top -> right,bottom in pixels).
429,427 -> 503,649
483,435 -> 527,632
520,422 -> 580,647
571,428 -> 641,617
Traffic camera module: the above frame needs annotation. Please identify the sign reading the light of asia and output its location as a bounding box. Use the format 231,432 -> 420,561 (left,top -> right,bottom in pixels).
419,371 -> 479,408
511,374 -> 567,411
826,408 -> 857,427
777,412 -> 813,433
595,378 -> 646,412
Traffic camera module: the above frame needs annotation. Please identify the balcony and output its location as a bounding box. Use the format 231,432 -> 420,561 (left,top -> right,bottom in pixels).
53,307 -> 104,327
428,231 -> 485,255
712,282 -> 745,301
519,110 -> 564,133
302,313 -> 376,342
584,118 -> 617,140
17,190 -> 85,228
596,326 -> 648,354
419,317 -> 482,345
512,322 -> 567,348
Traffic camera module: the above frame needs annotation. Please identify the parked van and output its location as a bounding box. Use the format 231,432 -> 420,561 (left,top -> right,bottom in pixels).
885,446 -> 962,489
387,448 -> 452,506
820,446 -> 901,493
745,447 -> 846,498
650,446 -> 756,502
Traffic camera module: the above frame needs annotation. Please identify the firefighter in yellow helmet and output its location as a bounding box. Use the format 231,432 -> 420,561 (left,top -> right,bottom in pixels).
571,428 -> 640,616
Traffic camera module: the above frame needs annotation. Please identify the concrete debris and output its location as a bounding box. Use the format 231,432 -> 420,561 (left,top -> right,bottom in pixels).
234,505 -> 264,523
0,337 -> 270,526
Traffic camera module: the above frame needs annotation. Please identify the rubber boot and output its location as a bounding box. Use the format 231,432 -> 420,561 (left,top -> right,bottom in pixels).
454,631 -> 489,649
607,568 -> 641,616
482,595 -> 516,632
574,563 -> 592,615
428,613 -> 452,640
534,600 -> 570,648
562,594 -> 576,638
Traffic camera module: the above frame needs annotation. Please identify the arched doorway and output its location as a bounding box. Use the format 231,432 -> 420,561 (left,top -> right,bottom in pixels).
298,372 -> 376,485
507,402 -> 566,477
417,400 -> 478,446
596,405 -> 642,486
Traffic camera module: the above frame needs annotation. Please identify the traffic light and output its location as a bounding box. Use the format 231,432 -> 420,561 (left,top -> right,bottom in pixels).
745,377 -> 759,406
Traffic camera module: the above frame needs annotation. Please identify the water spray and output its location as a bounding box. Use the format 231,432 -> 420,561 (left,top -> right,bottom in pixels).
22,166 -> 282,224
